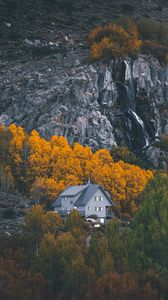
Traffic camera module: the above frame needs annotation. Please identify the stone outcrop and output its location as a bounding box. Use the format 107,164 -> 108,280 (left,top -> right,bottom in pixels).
0,191 -> 30,236
0,0 -> 168,166
0,52 -> 168,154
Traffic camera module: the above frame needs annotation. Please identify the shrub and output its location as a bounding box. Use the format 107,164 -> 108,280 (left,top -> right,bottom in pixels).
110,146 -> 141,165
141,40 -> 168,64
88,17 -> 168,64
137,17 -> 168,46
88,23 -> 142,61
137,17 -> 168,64
90,37 -> 112,61
115,16 -> 139,37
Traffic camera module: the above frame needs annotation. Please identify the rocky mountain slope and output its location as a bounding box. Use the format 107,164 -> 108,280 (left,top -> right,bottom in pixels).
0,191 -> 30,236
0,0 -> 168,165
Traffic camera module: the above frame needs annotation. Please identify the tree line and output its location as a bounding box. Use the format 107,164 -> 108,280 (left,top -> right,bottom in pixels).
0,124 -> 153,216
1,173 -> 168,300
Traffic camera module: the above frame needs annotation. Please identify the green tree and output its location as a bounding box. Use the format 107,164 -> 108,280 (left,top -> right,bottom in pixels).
23,205 -> 46,256
63,256 -> 95,300
65,209 -> 84,231
87,233 -> 114,276
105,218 -> 129,272
110,145 -> 142,166
37,231 -> 82,295
129,174 -> 168,272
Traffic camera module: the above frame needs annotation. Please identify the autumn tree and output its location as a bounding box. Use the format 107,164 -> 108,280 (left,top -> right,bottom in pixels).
51,144 -> 83,185
27,130 -> 52,185
122,162 -> 153,215
23,205 -> 62,256
116,16 -> 139,36
88,22 -> 142,61
23,205 -> 47,256
0,165 -> 14,191
8,124 -> 28,191
0,126 -> 12,190
87,148 -> 153,216
0,125 -> 11,165
87,272 -> 160,300
73,143 -> 93,182
1,124 -> 153,217
44,211 -> 62,235
0,258 -> 49,300
30,177 -> 65,208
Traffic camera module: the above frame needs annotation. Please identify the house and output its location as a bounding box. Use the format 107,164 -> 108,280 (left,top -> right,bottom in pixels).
53,184 -> 114,223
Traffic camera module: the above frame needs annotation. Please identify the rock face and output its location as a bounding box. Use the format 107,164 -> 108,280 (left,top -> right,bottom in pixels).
0,0 -> 168,164
0,52 -> 168,154
146,146 -> 168,171
0,191 -> 30,236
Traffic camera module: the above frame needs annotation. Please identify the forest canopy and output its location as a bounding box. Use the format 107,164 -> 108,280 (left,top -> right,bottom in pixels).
1,125 -> 168,300
0,124 -> 153,216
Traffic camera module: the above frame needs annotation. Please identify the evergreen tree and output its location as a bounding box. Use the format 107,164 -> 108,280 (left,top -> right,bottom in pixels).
129,174 -> 168,272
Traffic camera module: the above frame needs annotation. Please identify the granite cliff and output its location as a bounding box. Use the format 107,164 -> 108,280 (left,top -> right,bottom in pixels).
0,0 -> 168,166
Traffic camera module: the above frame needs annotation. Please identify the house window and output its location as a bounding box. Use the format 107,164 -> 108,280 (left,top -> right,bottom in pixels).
70,200 -> 73,204
95,196 -> 103,202
95,207 -> 103,212
88,206 -> 90,211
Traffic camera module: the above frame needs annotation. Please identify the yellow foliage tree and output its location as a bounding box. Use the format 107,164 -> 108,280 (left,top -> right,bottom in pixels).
8,124 -> 28,190
27,130 -> 52,184
30,177 -> 65,208
3,125 -> 153,216
51,146 -> 83,184
50,135 -> 70,149
73,143 -> 93,182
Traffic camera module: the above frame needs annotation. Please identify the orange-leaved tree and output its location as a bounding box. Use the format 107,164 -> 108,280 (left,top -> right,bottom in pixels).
9,124 -> 28,191
30,177 -> 65,208
88,22 -> 142,61
27,130 -> 52,185
3,125 -> 153,216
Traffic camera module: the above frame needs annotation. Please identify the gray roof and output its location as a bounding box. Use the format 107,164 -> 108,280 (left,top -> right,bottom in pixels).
53,184 -> 114,207
52,185 -> 87,207
61,185 -> 87,196
75,184 -> 114,206
53,195 -> 61,207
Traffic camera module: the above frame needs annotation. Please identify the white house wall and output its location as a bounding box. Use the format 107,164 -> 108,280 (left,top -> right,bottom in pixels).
84,188 -> 112,218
